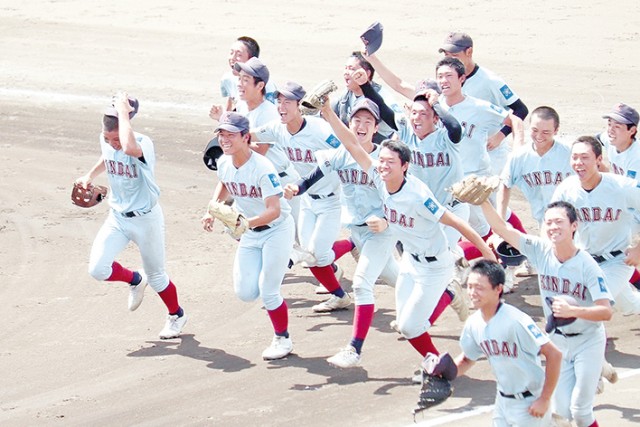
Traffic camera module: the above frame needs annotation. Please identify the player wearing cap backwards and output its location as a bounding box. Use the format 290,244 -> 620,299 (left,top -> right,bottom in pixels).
596,103 -> 640,290
318,96 -> 496,373
201,112 -> 296,360
75,93 -> 187,339
438,32 -> 529,175
219,36 -> 277,111
251,81 -> 351,312
282,97 -> 399,367
452,259 -> 562,426
480,197 -> 613,427
349,69 -> 471,321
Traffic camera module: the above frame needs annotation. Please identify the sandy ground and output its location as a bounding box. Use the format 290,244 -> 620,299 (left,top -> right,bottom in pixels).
1,1 -> 639,426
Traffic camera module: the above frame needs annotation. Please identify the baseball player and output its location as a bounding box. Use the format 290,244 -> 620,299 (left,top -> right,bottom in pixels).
454,259 -> 562,426
498,106 -> 574,278
332,51 -> 402,143
201,112 -> 296,360
283,98 -> 399,367
75,93 -> 187,339
551,136 -> 640,315
481,199 -> 614,427
319,98 -> 496,370
219,36 -> 277,111
438,32 -> 529,175
251,81 -> 350,311
596,103 -> 640,290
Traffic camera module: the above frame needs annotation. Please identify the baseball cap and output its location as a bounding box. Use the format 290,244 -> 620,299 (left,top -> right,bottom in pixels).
602,103 -> 639,126
233,57 -> 270,84
104,97 -> 139,119
360,21 -> 384,56
215,112 -> 250,133
413,79 -> 442,100
274,81 -> 306,101
438,32 -> 473,54
349,98 -> 380,123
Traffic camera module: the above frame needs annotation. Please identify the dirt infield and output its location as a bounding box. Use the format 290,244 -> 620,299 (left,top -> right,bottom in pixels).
1,1 -> 639,426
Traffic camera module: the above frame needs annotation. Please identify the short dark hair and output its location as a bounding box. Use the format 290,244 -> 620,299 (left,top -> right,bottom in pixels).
546,200 -> 578,224
572,135 -> 602,158
238,36 -> 260,58
531,106 -> 560,130
436,57 -> 465,77
103,115 -> 118,132
251,76 -> 266,96
381,139 -> 411,175
626,123 -> 638,139
350,51 -> 375,81
467,259 -> 505,296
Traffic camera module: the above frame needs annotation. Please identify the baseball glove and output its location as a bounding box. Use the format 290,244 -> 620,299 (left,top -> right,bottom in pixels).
71,183 -> 108,208
300,80 -> 338,115
413,374 -> 453,415
449,174 -> 501,205
207,200 -> 248,239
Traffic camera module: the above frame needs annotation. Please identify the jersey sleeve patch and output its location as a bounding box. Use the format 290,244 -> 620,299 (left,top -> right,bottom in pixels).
499,84 -> 514,100
325,134 -> 341,148
527,323 -> 543,339
268,173 -> 281,188
598,276 -> 608,293
424,197 -> 440,214
627,170 -> 636,179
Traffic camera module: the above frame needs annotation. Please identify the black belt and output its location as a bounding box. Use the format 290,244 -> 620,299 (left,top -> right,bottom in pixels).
309,192 -> 335,200
278,171 -> 287,177
499,390 -> 533,400
554,328 -> 581,338
411,253 -> 438,263
250,225 -> 271,232
449,199 -> 461,208
122,210 -> 151,218
591,250 -> 623,264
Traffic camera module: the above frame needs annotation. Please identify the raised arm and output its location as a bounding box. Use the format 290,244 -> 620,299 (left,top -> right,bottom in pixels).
363,52 -> 415,100
354,70 -> 398,131
114,93 -> 143,158
480,200 -> 525,250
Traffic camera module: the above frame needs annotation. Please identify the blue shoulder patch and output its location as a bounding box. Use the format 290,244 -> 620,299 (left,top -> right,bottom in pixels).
424,197 -> 439,214
627,170 -> 636,179
265,92 -> 276,104
598,277 -> 607,293
499,84 -> 514,100
268,173 -> 281,188
325,134 -> 341,148
527,323 -> 543,339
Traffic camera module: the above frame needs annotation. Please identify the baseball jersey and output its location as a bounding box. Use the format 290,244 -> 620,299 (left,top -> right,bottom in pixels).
551,173 -> 640,254
333,85 -> 402,138
502,140 -> 574,223
519,234 -> 613,335
100,132 -> 159,214
315,144 -> 384,225
236,100 -> 293,175
598,133 -> 640,180
460,303 -> 549,396
440,96 -> 507,176
216,151 -> 290,224
396,114 -> 463,205
220,70 -> 278,104
253,116 -> 342,196
463,65 -> 520,111
369,167 -> 448,256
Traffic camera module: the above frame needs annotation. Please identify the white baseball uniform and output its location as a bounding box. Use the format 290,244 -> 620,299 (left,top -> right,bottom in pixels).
220,70 -> 278,105
552,173 -> 640,314
333,85 -> 402,139
216,151 -> 295,310
460,303 -> 552,427
253,117 -> 342,266
501,140 -> 574,224
519,234 -> 613,426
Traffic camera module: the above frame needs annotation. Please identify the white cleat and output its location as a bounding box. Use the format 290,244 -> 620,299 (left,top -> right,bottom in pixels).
515,260 -> 537,277
312,293 -> 352,312
128,270 -> 148,311
327,346 -> 361,368
289,243 -> 316,268
448,277 -> 470,322
159,313 -> 188,339
503,266 -> 516,294
262,335 -> 293,360
389,319 -> 401,334
551,413 -> 573,427
601,361 -> 618,383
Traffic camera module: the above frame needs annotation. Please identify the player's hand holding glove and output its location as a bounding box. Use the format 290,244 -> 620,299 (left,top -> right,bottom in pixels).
414,353 -> 457,415
449,174 -> 501,205
71,182 -> 108,208
206,201 -> 249,240
300,80 -> 338,115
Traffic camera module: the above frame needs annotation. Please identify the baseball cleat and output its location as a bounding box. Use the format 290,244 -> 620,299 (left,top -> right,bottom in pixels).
447,277 -> 470,322
514,260 -> 537,277
262,335 -> 293,360
289,243 -> 317,268
601,361 -> 618,383
128,270 -> 148,311
389,319 -> 401,334
502,265 -> 516,294
327,346 -> 361,368
159,313 -> 188,339
312,293 -> 351,312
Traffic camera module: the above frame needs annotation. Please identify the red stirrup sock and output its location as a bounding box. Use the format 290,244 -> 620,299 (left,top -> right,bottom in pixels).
429,290 -> 453,325
157,281 -> 180,314
506,211 -> 527,233
332,239 -> 355,261
267,300 -> 289,337
408,331 -> 438,357
106,261 -> 134,283
310,265 -> 342,293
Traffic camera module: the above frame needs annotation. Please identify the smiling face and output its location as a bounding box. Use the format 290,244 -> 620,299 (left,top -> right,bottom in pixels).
343,56 -> 365,91
436,64 -> 464,98
237,70 -> 263,102
607,119 -> 636,152
377,145 -> 408,185
102,128 -> 122,151
228,41 -> 251,74
543,206 -> 577,246
218,129 -> 249,156
570,141 -> 601,184
467,271 -> 502,310
349,109 -> 378,146
530,114 -> 558,151
277,95 -> 300,124
410,100 -> 438,138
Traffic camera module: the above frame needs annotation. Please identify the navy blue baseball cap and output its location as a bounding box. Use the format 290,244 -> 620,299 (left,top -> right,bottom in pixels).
274,81 -> 306,101
603,103 -> 639,126
349,98 -> 380,123
439,32 -> 473,53
104,96 -> 139,119
215,112 -> 250,133
360,21 -> 384,56
234,57 -> 270,84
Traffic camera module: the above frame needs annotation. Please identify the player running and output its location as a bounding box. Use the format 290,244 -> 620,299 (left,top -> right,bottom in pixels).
75,93 -> 187,339
201,112 -> 296,360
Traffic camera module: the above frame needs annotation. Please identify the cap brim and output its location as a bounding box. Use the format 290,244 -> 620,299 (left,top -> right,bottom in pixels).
274,89 -> 302,101
602,113 -> 634,125
350,106 -> 380,123
438,43 -> 466,54
215,123 -> 245,133
233,62 -> 257,78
